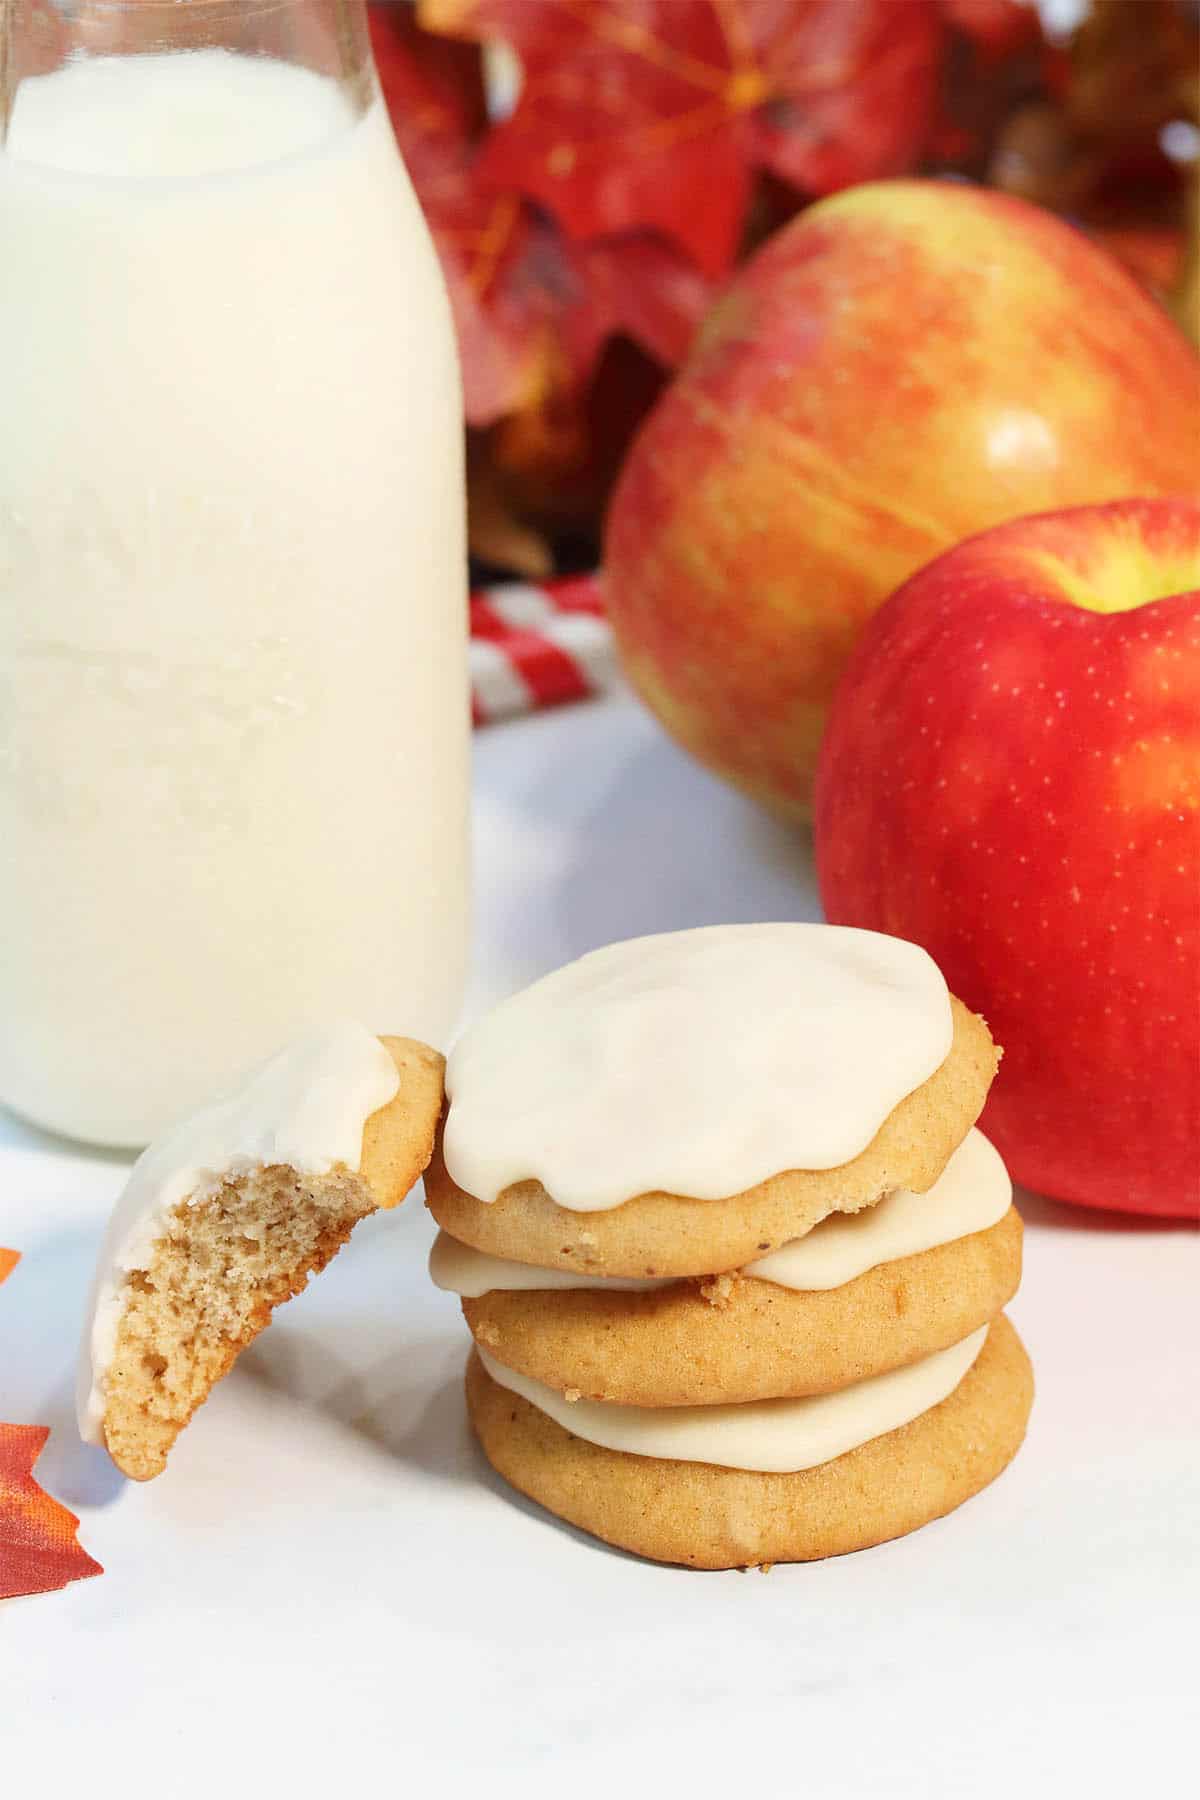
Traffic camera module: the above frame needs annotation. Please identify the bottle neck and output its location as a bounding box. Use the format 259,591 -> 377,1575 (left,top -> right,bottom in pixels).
1,0 -> 373,147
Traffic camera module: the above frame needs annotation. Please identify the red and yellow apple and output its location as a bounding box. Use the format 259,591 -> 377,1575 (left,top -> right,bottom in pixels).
814,496 -> 1200,1218
604,179 -> 1200,819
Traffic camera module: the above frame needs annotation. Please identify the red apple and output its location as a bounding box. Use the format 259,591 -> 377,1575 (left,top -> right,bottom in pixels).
814,497 -> 1200,1218
604,180 -> 1200,820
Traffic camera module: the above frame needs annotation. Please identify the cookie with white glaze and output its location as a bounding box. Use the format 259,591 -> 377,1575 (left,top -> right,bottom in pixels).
461,1205 -> 1022,1406
467,1313 -> 1033,1569
94,1035 -> 445,1481
427,996 -> 999,1278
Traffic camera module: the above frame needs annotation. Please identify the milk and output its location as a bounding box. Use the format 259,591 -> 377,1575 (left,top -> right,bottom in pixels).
0,52 -> 469,1145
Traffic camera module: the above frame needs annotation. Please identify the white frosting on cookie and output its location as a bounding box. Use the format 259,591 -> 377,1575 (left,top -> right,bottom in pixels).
742,1128 -> 1010,1291
478,1326 -> 988,1474
443,925 -> 953,1212
77,1022 -> 400,1445
430,1128 -> 1010,1298
430,1232 -> 673,1297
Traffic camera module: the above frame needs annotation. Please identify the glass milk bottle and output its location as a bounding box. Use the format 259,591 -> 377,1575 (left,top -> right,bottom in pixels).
0,1 -> 469,1145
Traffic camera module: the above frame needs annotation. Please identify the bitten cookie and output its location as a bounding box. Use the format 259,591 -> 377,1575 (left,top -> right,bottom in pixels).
82,1029 -> 445,1481
467,1313 -> 1033,1569
427,995 -> 999,1277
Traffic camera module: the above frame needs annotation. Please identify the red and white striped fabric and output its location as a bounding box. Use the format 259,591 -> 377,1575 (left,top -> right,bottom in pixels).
470,574 -> 615,725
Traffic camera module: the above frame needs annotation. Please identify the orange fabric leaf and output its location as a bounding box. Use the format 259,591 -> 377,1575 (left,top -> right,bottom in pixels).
1,1250 -> 104,1598
0,1425 -> 104,1600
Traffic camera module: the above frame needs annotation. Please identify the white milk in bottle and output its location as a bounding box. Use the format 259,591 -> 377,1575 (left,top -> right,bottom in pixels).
0,31 -> 469,1144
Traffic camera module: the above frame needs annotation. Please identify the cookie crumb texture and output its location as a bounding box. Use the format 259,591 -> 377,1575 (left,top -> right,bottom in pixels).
466,1314 -> 1032,1569
96,1033 -> 445,1481
103,1167 -> 376,1481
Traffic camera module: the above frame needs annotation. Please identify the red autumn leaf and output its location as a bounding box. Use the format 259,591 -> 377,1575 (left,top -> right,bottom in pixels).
371,3 -> 592,423
437,192 -> 556,424
419,0 -> 946,277
369,0 -> 488,156
0,1424 -> 104,1600
1,1249 -> 104,1599
745,0 -> 944,201
450,212 -> 714,408
370,4 -> 713,425
369,3 -> 530,422
939,0 -> 1040,56
567,233 -> 715,369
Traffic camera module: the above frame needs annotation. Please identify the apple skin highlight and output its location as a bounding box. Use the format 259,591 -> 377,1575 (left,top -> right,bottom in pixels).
814,497 -> 1200,1219
605,180 -> 1200,821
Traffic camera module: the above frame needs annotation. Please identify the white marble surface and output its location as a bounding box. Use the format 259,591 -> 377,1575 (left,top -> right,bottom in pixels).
0,688 -> 1195,1796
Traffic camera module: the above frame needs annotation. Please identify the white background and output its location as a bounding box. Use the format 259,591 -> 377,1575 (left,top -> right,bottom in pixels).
1,689 -> 1196,1796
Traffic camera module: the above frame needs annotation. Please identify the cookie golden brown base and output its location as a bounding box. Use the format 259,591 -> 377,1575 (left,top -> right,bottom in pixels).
360,1037 -> 449,1208
466,1313 -> 1032,1569
428,997 -> 999,1277
462,1206 -> 1022,1406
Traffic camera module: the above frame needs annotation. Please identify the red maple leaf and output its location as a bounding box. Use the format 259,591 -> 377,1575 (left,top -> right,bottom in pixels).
379,0 -> 1047,566
568,233 -> 713,369
419,0 -> 947,277
369,3 -> 529,422
940,0 -> 1041,56
1,1251 -> 104,1599
370,4 -> 713,424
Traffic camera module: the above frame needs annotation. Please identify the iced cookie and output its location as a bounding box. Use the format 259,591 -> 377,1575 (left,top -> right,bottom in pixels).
445,1173 -> 1021,1402
435,1128 -> 1018,1403
434,925 -> 1031,1566
78,1024 -> 445,1481
427,967 -> 999,1278
456,1209 -> 1020,1405
467,1313 -> 1033,1569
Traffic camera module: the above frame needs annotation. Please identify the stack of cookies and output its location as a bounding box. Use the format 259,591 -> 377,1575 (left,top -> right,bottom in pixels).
428,924 -> 1032,1569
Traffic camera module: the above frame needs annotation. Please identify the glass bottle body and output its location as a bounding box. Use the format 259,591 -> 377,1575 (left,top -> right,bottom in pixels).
0,2 -> 469,1144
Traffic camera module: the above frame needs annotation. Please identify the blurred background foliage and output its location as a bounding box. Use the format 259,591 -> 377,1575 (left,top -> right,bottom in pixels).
366,0 -> 1199,578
